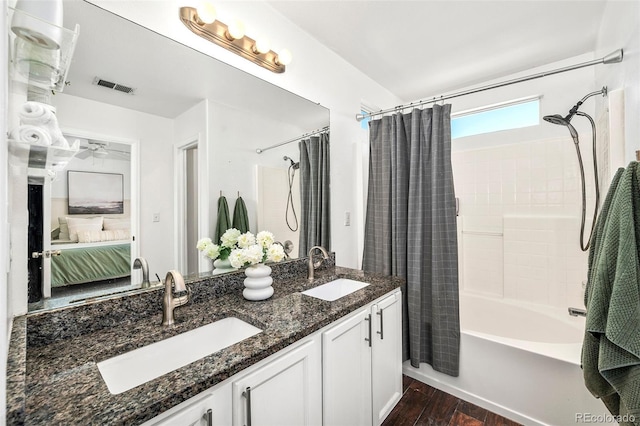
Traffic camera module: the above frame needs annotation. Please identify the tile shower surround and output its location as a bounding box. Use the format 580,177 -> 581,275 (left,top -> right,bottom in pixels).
452,136 -> 601,308
7,254 -> 404,425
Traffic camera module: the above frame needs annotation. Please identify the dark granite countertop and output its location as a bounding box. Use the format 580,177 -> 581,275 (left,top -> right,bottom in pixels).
7,258 -> 403,425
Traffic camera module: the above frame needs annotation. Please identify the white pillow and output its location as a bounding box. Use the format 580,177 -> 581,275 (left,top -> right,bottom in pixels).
77,229 -> 130,243
58,217 -> 70,241
103,217 -> 130,231
66,217 -> 103,242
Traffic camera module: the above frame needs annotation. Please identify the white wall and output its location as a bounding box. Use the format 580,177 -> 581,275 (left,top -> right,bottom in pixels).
444,53 -> 615,312
256,166 -> 301,258
207,100 -> 312,239
88,0 -> 402,269
53,94 -> 176,279
594,0 -> 640,165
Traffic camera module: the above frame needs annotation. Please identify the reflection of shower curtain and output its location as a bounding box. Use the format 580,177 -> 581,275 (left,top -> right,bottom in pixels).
299,133 -> 330,256
362,106 -> 460,377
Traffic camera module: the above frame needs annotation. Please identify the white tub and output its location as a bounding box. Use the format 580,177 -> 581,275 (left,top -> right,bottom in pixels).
403,292 -> 615,426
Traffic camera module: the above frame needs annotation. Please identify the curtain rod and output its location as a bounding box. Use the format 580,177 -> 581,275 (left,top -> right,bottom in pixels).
256,126 -> 329,154
356,49 -> 623,121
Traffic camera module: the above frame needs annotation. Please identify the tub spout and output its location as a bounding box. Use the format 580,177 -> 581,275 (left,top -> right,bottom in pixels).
568,307 -> 587,317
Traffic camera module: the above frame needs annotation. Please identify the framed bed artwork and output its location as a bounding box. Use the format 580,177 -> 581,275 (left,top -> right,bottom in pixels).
68,171 -> 124,214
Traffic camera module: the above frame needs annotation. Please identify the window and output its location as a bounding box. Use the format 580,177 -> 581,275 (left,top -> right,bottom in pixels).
451,97 -> 539,139
360,109 -> 371,130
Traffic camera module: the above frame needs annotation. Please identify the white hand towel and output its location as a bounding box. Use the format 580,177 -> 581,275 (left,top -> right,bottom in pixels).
19,101 -> 69,148
10,125 -> 53,145
18,101 -> 50,124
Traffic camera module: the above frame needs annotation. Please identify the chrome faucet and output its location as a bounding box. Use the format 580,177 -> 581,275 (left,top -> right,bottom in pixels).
133,257 -> 151,288
162,270 -> 191,326
307,246 -> 330,280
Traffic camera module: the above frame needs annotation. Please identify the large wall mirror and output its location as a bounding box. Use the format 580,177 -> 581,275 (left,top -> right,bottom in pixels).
21,0 -> 329,312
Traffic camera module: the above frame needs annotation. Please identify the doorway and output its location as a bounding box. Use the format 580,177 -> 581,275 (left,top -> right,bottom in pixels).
186,145 -> 199,274
176,139 -> 200,275
27,132 -> 139,311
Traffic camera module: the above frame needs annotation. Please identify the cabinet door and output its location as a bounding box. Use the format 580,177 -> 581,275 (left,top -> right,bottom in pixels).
143,382 -> 231,426
322,307 -> 372,426
371,290 -> 403,425
232,335 -> 322,426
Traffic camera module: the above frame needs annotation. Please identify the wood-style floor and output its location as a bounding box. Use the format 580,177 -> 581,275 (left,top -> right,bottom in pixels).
382,376 -> 523,426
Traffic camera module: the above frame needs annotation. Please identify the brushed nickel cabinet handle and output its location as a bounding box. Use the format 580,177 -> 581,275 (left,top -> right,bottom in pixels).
203,408 -> 212,426
242,386 -> 252,426
364,314 -> 372,347
377,309 -> 384,340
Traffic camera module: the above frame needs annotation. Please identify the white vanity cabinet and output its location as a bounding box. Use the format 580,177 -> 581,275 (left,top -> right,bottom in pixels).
322,289 -> 402,426
142,382 -> 231,426
141,288 -> 400,426
231,334 -> 322,426
370,290 -> 403,425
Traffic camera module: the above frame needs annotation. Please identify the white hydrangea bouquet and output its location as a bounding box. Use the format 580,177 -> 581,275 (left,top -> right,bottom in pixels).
196,228 -> 242,261
228,230 -> 286,268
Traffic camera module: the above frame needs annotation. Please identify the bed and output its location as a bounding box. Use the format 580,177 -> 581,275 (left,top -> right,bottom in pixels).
50,216 -> 132,288
50,241 -> 131,287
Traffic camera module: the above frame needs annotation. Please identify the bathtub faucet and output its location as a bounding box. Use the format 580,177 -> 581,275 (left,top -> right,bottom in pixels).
568,307 -> 587,317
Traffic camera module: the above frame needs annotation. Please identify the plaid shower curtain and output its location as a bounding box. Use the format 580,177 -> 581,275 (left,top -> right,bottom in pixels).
362,105 -> 460,376
299,133 -> 331,256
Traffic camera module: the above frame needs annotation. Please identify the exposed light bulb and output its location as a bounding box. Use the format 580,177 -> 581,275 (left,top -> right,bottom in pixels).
196,1 -> 216,24
254,37 -> 271,54
227,19 -> 245,40
276,48 -> 292,66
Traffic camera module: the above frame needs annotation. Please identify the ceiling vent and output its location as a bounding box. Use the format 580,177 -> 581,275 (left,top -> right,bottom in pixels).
92,77 -> 136,95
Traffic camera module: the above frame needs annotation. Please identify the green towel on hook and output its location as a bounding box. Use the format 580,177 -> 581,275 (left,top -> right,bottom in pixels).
214,196 -> 231,242
232,196 -> 250,233
583,162 -> 640,425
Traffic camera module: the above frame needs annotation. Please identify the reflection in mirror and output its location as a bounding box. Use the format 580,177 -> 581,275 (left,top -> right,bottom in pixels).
24,0 -> 329,312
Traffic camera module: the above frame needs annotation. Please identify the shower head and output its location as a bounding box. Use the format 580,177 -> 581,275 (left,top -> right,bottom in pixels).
543,87 -> 607,144
542,114 -> 569,126
283,156 -> 299,169
543,114 -> 579,143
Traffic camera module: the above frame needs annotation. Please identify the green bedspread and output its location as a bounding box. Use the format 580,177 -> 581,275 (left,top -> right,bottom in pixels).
51,243 -> 131,287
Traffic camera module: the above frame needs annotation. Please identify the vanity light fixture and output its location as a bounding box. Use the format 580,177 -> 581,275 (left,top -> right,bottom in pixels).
179,4 -> 291,73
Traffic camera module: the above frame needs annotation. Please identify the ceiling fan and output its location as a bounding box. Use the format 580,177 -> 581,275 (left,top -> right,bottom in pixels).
75,141 -> 130,160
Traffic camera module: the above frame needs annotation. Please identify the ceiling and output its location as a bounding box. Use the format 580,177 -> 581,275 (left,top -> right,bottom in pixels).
59,1 -> 610,118
60,0 -> 328,130
266,0 -> 608,102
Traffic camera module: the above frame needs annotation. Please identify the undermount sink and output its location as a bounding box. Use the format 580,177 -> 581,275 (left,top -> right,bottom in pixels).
301,278 -> 370,302
97,317 -> 262,395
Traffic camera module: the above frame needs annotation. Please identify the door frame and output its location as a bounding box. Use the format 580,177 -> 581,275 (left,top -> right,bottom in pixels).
174,133 -> 209,273
52,128 -> 140,291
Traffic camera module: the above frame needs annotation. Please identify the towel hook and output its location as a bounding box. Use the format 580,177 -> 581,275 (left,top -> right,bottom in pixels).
220,190 -> 223,197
